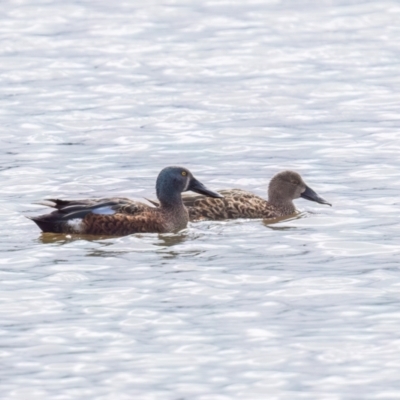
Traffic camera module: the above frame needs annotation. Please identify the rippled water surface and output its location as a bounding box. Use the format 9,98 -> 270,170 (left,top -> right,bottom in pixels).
1,0 -> 400,398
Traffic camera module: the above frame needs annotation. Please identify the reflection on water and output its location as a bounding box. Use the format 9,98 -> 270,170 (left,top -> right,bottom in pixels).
38,233 -> 120,244
1,0 -> 400,399
154,232 -> 191,248
38,231 -> 190,245
262,212 -> 305,230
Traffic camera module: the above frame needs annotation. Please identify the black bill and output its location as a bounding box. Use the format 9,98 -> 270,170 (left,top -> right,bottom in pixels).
187,177 -> 223,198
301,185 -> 331,206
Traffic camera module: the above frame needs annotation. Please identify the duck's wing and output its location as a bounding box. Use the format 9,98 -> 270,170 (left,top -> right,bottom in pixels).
146,189 -> 248,208
37,197 -> 153,215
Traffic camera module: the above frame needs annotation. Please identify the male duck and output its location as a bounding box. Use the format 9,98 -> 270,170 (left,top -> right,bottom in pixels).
159,170 -> 331,221
29,166 -> 223,235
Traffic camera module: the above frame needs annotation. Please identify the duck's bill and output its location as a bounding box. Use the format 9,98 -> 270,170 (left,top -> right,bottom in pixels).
188,178 -> 223,198
301,185 -> 331,206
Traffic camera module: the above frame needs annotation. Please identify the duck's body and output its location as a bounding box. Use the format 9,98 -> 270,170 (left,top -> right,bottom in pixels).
29,166 -> 222,236
176,171 -> 331,221
181,189 -> 290,221
31,197 -> 179,235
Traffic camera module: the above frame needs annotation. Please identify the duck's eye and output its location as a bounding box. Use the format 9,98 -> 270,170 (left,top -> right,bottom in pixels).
181,171 -> 187,176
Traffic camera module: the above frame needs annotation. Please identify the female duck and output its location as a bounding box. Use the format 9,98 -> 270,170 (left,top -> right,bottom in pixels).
178,170 -> 331,221
29,166 -> 222,235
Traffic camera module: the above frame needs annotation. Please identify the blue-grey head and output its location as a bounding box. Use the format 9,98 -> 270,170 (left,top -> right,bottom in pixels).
156,166 -> 223,207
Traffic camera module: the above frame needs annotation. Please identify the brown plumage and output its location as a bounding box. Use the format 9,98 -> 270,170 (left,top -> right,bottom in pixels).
182,189 -> 284,220
80,207 -> 186,235
29,166 -> 223,236
151,170 -> 331,221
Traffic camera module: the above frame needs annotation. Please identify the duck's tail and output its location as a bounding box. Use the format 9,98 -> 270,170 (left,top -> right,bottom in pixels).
26,215 -> 65,233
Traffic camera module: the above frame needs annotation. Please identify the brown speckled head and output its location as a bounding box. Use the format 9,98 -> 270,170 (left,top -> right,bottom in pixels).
268,170 -> 331,210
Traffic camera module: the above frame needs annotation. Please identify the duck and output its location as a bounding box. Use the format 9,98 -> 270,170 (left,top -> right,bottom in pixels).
149,170 -> 331,221
29,166 -> 223,235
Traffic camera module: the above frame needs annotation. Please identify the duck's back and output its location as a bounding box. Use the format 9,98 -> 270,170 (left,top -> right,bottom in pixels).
182,189 -> 281,221
39,197 -> 150,215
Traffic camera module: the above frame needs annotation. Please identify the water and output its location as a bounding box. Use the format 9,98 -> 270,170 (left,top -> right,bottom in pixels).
1,0 -> 400,398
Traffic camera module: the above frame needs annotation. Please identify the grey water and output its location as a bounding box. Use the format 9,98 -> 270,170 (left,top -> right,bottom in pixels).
1,0 -> 400,399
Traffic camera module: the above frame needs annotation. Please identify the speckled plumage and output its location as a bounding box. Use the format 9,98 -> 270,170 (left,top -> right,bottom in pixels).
181,189 -> 287,221
29,166 -> 222,236
178,171 -> 331,221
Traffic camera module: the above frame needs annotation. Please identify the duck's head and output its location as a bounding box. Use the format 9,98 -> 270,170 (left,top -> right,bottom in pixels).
156,166 -> 223,206
268,170 -> 331,206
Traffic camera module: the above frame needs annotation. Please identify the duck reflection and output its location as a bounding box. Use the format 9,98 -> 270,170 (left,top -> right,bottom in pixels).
38,232 -> 119,244
262,212 -> 305,230
37,230 -> 192,259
